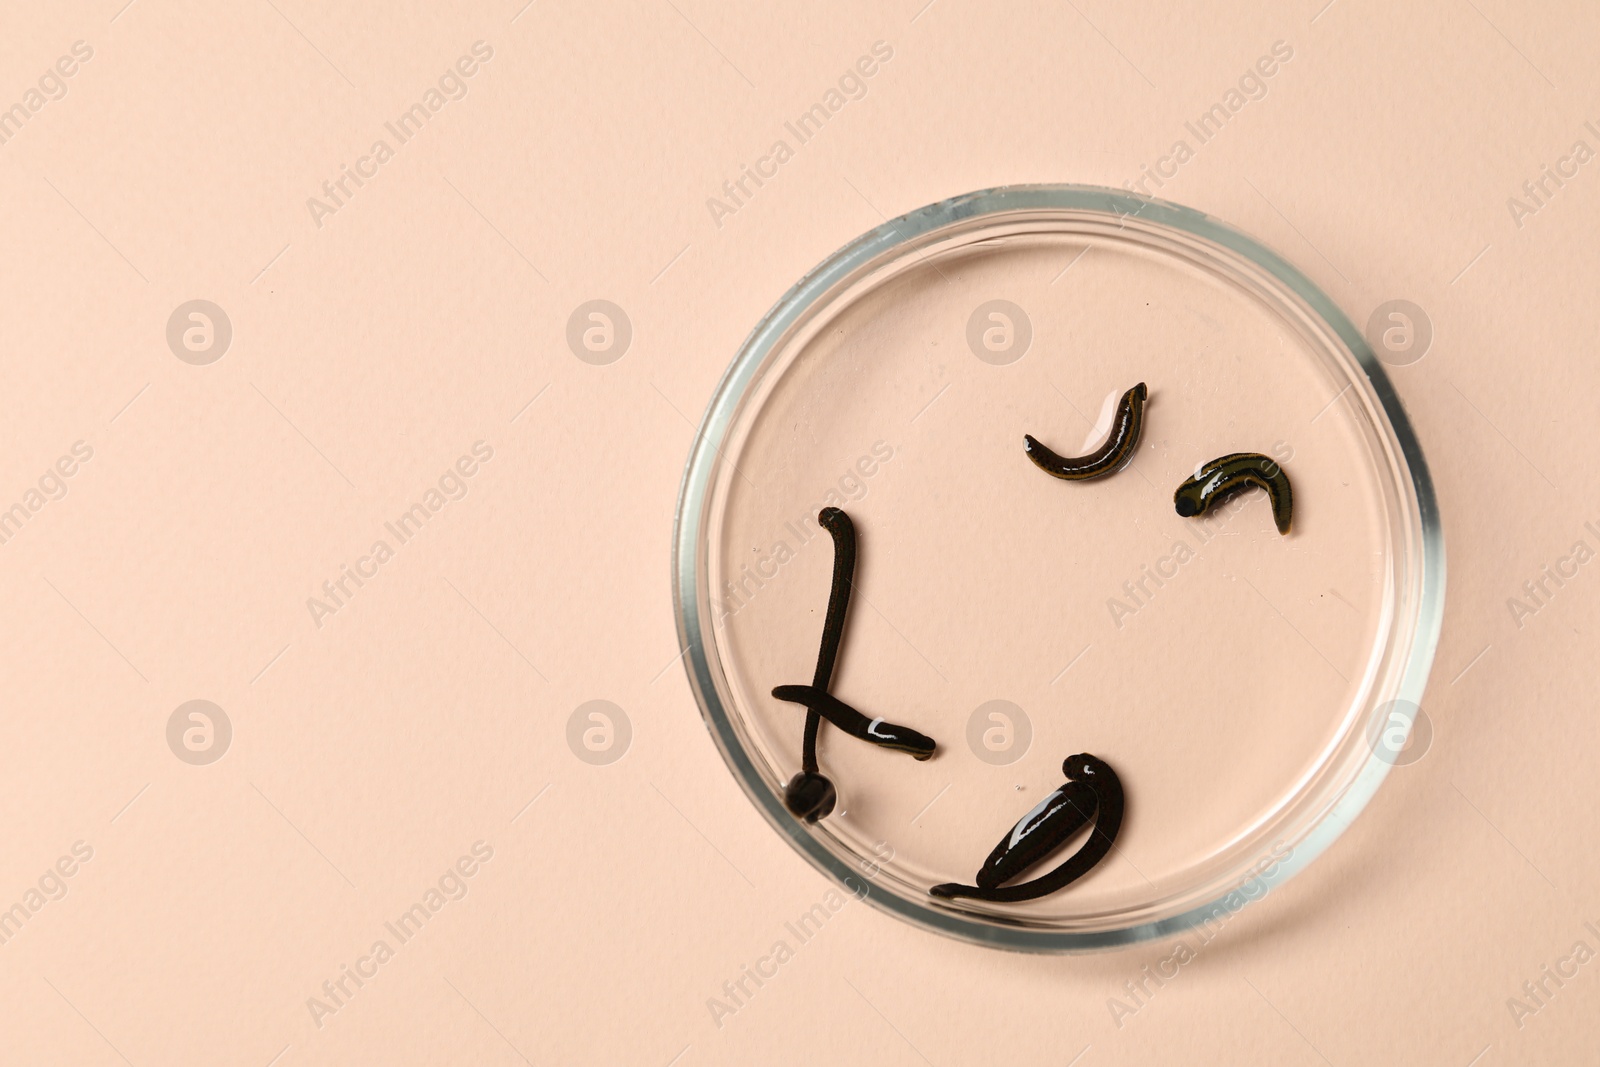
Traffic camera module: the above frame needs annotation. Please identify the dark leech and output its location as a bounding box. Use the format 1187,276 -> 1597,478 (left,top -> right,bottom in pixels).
1173,452 -> 1293,535
776,507 -> 939,823
1024,382 -> 1148,481
974,779 -> 1095,889
802,508 -> 856,774
772,686 -> 937,760
930,754 -> 1123,903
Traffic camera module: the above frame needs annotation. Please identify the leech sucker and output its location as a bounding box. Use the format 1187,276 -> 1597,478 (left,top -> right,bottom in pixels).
1024,382 -> 1148,481
930,754 -> 1123,903
771,685 -> 937,761
1173,452 -> 1293,535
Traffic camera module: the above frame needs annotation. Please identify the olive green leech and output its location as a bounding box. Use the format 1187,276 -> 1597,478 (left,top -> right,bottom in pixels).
1173,452 -> 1293,535
773,507 -> 939,823
1024,382 -> 1148,481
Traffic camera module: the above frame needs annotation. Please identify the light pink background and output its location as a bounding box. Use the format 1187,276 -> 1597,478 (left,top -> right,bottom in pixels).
0,1 -> 1595,1064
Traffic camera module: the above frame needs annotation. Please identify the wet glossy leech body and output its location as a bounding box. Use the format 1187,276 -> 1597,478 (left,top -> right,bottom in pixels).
1025,382 -> 1148,481
930,754 -> 1123,903
774,507 -> 938,823
1174,452 -> 1293,535
771,686 -> 936,760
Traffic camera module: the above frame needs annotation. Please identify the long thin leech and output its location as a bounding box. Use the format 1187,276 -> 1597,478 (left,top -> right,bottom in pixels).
930,755 -> 1123,902
772,685 -> 936,760
776,507 -> 939,822
1024,382 -> 1148,481
802,507 -> 855,773
1173,452 -> 1293,534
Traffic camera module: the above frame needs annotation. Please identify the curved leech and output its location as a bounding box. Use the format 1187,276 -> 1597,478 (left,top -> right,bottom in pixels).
771,685 -> 937,761
974,779 -> 1095,889
1173,452 -> 1293,535
1024,382 -> 1148,481
930,754 -> 1123,903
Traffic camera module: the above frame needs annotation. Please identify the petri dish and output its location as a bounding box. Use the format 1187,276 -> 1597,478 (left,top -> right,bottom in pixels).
672,185 -> 1444,952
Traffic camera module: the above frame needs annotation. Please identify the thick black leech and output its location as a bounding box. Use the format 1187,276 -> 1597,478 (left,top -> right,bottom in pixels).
974,779 -> 1095,889
1173,452 -> 1293,535
777,507 -> 938,823
930,754 -> 1123,902
1024,382 -> 1148,481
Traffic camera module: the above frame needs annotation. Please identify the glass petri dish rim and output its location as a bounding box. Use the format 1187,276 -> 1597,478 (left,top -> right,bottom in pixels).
672,184 -> 1446,953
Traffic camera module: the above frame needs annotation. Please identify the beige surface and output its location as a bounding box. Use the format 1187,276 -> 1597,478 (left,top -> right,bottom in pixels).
1,1 -> 1595,1064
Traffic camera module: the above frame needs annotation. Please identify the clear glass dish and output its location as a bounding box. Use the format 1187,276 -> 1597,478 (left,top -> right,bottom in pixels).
672,185 -> 1444,951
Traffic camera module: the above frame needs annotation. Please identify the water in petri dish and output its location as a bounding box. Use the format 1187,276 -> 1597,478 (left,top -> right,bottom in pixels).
703,221 -> 1395,927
